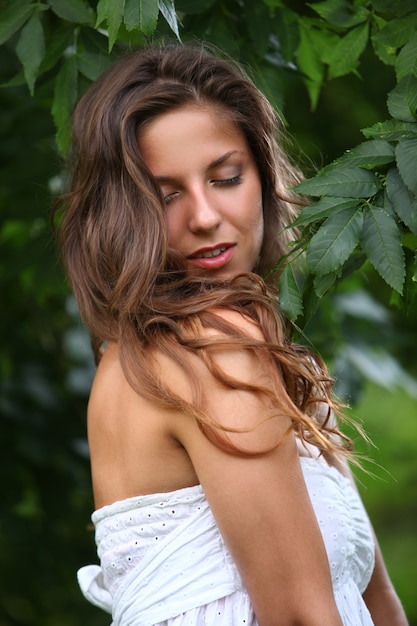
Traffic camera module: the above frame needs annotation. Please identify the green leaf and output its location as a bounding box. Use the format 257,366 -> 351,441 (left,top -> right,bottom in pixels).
334,139 -> 395,169
244,1 -> 271,58
77,52 -> 114,81
396,32 -> 417,80
296,22 -> 325,109
96,0 -> 125,50
313,271 -> 337,296
362,118 -> 417,141
401,248 -> 417,309
299,275 -> 320,324
0,0 -> 34,45
278,265 -> 303,320
371,19 -> 396,67
158,0 -> 181,40
15,12 -> 45,95
361,205 -> 405,293
327,21 -> 369,80
52,56 -> 78,155
297,24 -> 323,82
38,24 -> 74,74
396,139 -> 417,195
387,75 -> 417,122
308,0 -> 369,28
386,167 -> 417,234
273,7 -> 300,61
48,0 -> 92,24
309,25 -> 340,67
373,14 -> 417,50
306,206 -> 364,275
371,14 -> 417,67
372,0 -> 417,17
295,167 -> 381,198
124,0 -> 159,34
292,197 -> 359,227
296,21 -> 339,107
381,188 -> 396,219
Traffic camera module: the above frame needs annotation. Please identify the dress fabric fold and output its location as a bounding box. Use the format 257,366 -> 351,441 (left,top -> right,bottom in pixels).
78,456 -> 375,626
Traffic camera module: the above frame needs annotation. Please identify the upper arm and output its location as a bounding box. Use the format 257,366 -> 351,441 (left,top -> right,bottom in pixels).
167,311 -> 342,624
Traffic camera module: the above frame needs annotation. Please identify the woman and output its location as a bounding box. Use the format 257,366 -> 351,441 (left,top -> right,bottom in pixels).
58,44 -> 408,625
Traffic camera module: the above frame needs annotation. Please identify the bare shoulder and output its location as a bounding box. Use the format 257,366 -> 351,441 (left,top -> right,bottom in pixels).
87,341 -> 142,436
88,342 -> 134,416
89,342 -> 124,407
87,342 -> 199,507
167,309 -> 290,457
190,308 -> 267,380
202,307 -> 266,341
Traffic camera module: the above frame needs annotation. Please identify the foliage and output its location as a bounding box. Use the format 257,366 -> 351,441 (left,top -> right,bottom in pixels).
0,0 -> 180,154
2,1 -> 416,317
273,1 -> 417,327
1,0 -> 416,624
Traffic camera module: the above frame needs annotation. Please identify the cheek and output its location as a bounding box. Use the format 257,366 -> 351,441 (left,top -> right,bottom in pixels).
166,211 -> 181,248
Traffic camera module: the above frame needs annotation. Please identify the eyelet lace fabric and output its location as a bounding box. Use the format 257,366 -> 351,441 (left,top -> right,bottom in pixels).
78,456 -> 375,625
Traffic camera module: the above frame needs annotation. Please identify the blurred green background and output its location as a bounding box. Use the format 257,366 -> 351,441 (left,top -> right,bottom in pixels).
1,1 -> 416,624
352,383 -> 417,621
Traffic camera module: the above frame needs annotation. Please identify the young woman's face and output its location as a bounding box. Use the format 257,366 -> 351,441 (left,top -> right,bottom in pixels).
138,105 -> 264,279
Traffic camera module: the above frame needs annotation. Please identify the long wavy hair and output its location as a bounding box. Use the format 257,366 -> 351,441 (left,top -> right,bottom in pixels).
57,43 -> 351,458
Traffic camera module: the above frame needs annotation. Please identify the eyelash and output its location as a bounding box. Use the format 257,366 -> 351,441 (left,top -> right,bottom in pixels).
163,176 -> 243,204
164,192 -> 178,205
213,176 -> 243,187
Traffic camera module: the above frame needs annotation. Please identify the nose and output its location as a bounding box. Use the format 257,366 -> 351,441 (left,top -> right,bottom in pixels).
188,187 -> 221,233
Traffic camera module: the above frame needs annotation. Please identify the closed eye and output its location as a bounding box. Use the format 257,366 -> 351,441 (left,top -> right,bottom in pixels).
212,176 -> 243,187
163,191 -> 179,205
162,176 -> 242,204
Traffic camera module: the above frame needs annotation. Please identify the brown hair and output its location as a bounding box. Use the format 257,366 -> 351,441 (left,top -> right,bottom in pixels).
57,43 -> 350,458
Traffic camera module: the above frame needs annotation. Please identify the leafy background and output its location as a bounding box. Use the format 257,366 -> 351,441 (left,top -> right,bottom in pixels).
0,0 -> 416,624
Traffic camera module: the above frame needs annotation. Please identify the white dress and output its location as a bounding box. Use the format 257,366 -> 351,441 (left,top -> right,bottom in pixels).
78,456 -> 375,626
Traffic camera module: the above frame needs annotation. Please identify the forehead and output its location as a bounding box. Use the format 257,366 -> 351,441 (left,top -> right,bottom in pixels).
137,104 -> 249,172
139,102 -> 240,137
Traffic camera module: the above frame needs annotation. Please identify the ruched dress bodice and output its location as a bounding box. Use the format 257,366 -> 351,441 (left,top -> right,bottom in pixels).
78,456 -> 375,625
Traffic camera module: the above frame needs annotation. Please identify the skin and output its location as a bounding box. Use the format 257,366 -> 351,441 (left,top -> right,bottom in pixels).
138,105 -> 264,280
87,103 -> 408,625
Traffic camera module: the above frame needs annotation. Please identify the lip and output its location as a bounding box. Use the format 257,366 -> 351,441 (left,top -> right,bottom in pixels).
187,243 -> 236,270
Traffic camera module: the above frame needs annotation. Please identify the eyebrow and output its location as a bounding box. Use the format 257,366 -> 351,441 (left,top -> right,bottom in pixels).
154,150 -> 239,184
